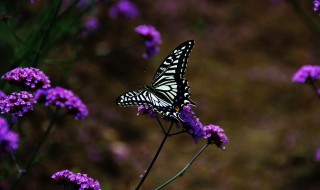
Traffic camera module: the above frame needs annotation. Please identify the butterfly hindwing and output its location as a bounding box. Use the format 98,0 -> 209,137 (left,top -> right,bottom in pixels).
117,40 -> 195,120
117,88 -> 172,110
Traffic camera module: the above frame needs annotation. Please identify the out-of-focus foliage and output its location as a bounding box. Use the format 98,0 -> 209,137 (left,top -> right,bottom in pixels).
1,0 -> 320,189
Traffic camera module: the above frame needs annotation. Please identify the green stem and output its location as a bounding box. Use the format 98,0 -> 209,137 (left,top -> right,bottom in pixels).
10,108 -> 60,190
32,0 -> 62,67
3,21 -> 40,54
135,121 -> 174,190
155,143 -> 209,190
10,152 -> 22,174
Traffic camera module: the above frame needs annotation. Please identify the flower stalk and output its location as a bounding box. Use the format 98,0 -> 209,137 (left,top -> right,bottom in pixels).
135,120 -> 174,190
10,107 -> 60,190
155,143 -> 209,190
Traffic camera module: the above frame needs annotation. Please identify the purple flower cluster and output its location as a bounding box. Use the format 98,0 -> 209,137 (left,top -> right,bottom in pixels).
179,105 -> 229,148
292,65 -> 320,83
179,105 -> 205,143
0,117 -> 19,155
137,105 -> 158,118
109,0 -> 139,20
30,0 -> 36,3
0,91 -> 36,122
135,25 -> 162,59
315,0 -> 320,14
35,87 -> 88,120
2,67 -> 51,90
52,169 -> 101,190
203,124 -> 229,150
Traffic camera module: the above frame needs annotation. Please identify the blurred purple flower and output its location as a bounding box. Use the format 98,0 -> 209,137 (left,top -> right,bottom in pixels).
85,16 -> 100,31
109,0 -> 139,20
81,16 -> 101,38
35,87 -> 88,120
203,124 -> 229,150
315,149 -> 320,161
0,90 -> 6,100
52,169 -> 101,190
135,25 -> 162,59
0,117 -> 19,155
30,0 -> 36,4
315,0 -> 320,14
2,67 -> 51,90
292,65 -> 320,83
0,91 -> 36,122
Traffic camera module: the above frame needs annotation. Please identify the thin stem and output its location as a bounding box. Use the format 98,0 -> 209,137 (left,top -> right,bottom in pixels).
10,108 -> 60,190
169,130 -> 187,136
156,117 -> 166,135
32,0 -> 62,67
3,21 -> 40,54
309,81 -> 320,100
135,121 -> 174,190
155,143 -> 209,190
10,152 -> 22,174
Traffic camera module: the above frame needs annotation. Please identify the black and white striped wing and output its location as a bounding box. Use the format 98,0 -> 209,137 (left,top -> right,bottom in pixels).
152,40 -> 194,83
116,89 -> 172,108
151,40 -> 195,111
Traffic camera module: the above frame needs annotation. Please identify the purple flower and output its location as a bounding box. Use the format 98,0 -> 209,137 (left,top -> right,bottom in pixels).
137,105 -> 158,118
0,91 -> 36,122
85,16 -> 100,31
315,0 -> 320,14
135,25 -> 162,59
136,104 -> 228,147
203,124 -> 229,150
0,90 -> 6,100
2,67 -> 51,90
179,105 -> 205,143
81,16 -> 101,38
179,105 -> 229,148
30,0 -> 36,3
0,117 -> 19,155
315,149 -> 320,161
292,65 -> 320,83
35,87 -> 88,120
109,0 -> 139,20
52,169 -> 101,190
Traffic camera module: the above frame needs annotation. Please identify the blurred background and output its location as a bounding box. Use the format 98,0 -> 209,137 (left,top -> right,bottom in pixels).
1,0 -> 320,189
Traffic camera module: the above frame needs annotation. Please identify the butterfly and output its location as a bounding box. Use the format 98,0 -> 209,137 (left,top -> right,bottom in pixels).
116,40 -> 195,121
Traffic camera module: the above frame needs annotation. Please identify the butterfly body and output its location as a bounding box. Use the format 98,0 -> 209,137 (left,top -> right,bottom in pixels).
117,40 -> 195,120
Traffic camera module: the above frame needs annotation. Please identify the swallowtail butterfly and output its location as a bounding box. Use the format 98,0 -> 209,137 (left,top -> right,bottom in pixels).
116,40 -> 195,120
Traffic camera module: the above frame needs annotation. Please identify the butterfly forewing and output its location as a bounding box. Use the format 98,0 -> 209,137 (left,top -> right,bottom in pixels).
117,40 -> 195,120
152,40 -> 194,83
